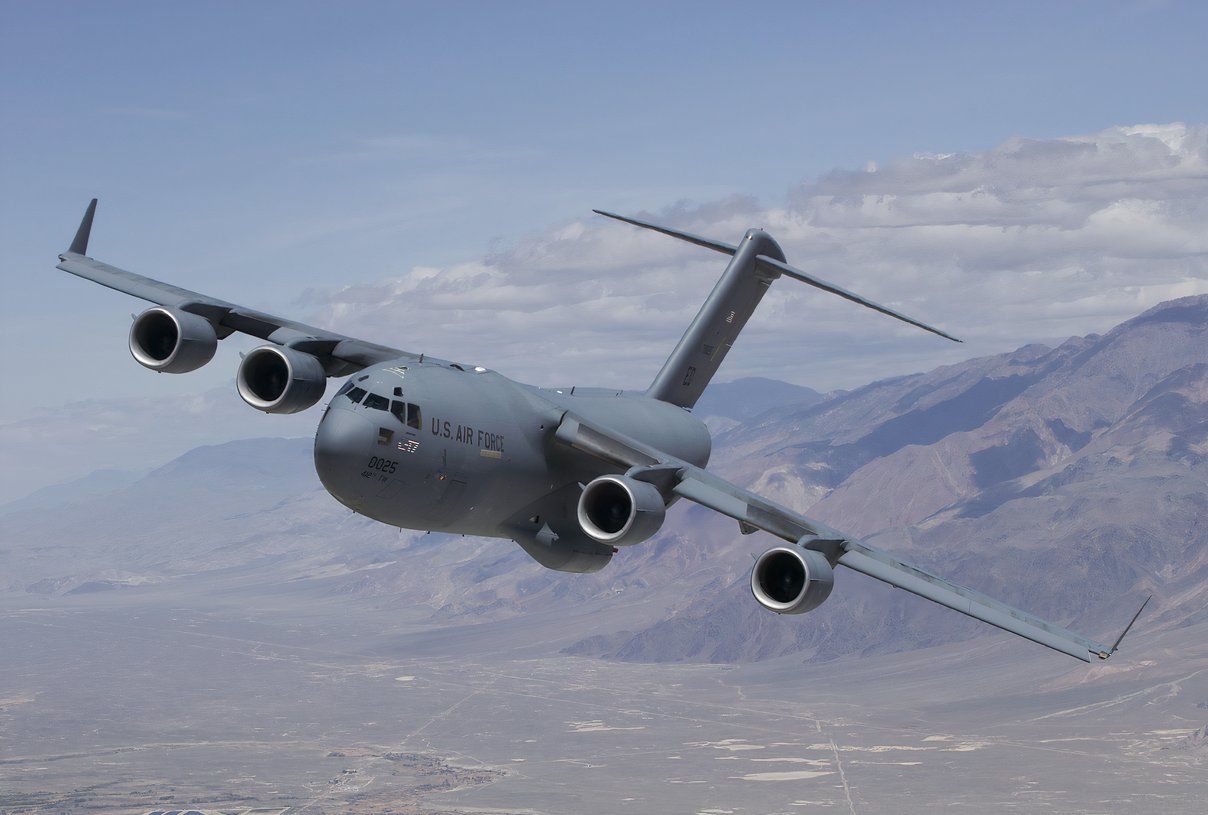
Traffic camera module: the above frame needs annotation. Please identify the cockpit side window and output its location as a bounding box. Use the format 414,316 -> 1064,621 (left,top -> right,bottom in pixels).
346,386 -> 368,404
406,403 -> 422,430
364,393 -> 390,411
335,380 -> 354,397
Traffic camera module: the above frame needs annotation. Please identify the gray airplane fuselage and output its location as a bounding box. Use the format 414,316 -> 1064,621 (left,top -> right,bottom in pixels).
313,359 -> 711,558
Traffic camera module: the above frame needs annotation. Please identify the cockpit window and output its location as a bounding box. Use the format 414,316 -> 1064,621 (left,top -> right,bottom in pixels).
346,386 -> 367,404
390,400 -> 422,429
364,393 -> 390,411
335,381 -> 354,397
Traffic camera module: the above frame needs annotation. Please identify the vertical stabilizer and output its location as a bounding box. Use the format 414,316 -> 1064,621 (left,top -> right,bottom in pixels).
647,229 -> 785,408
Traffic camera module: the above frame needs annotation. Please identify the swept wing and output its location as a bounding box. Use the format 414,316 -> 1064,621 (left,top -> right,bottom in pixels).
555,412 -> 1143,663
56,199 -> 415,373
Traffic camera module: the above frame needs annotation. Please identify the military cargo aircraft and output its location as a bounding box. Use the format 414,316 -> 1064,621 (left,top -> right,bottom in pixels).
55,200 -> 1148,662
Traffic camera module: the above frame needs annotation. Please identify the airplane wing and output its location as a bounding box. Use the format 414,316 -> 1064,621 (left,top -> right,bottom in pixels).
56,199 -> 415,373
554,412 -> 1145,663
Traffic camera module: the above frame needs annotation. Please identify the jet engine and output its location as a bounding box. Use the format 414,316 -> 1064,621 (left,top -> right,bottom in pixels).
750,545 -> 834,614
577,474 -> 666,546
128,306 -> 217,373
236,345 -> 326,414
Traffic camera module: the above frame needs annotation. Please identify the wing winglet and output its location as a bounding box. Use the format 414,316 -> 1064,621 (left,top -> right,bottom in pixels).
68,198 -> 98,257
1107,594 -> 1151,657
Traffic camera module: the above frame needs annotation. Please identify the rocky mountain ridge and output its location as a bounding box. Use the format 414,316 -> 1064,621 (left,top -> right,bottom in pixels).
2,295 -> 1204,666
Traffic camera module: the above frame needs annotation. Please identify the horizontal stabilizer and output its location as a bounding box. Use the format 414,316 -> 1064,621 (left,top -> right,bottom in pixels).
594,208 -> 960,343
68,198 -> 98,256
755,255 -> 962,343
592,209 -> 738,256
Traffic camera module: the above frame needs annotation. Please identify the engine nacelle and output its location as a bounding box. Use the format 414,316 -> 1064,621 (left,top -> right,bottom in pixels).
128,306 -> 217,373
751,545 -> 834,615
577,474 -> 666,546
237,345 -> 326,414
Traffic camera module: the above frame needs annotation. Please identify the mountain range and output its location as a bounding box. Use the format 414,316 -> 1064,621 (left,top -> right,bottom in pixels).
2,295 -> 1204,667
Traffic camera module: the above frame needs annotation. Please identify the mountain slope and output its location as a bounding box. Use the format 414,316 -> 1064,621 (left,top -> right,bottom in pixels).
2,296 -> 1204,667
571,295 -> 1208,662
692,377 -> 824,422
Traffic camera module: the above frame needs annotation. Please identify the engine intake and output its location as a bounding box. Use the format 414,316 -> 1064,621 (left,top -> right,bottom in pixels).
751,545 -> 834,615
128,306 -> 217,373
577,474 -> 665,546
237,345 -> 326,414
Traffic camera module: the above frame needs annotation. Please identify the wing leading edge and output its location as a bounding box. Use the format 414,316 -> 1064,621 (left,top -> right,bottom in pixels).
555,412 -> 1143,663
56,199 -> 415,373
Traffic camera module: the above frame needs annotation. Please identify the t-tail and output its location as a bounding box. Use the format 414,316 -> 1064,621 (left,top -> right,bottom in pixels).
594,209 -> 961,409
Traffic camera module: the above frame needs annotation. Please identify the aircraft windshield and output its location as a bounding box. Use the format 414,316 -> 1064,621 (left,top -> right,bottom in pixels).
391,400 -> 422,429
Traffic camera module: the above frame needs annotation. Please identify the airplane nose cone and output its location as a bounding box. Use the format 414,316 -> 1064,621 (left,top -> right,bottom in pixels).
314,407 -> 374,507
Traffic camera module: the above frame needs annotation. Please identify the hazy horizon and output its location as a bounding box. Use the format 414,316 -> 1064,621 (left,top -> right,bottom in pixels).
2,4 -> 1206,812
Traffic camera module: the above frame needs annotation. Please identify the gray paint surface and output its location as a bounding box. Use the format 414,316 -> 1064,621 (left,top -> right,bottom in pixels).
50,200 -> 1142,662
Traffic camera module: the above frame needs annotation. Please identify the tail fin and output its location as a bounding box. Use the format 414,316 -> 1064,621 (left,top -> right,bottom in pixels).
594,209 -> 960,409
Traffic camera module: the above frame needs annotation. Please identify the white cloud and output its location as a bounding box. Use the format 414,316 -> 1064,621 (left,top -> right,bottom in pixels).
5,124 -> 1206,502
309,123 -> 1208,391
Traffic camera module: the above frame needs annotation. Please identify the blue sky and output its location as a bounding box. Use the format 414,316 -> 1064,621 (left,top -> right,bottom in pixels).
1,1 -> 1206,495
